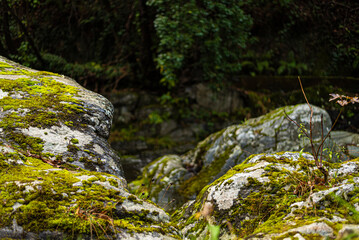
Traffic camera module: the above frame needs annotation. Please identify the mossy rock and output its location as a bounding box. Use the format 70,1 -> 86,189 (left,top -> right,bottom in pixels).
0,56 -> 180,239
0,149 -> 179,239
130,104 -> 339,211
0,56 -> 122,176
172,151 -> 359,239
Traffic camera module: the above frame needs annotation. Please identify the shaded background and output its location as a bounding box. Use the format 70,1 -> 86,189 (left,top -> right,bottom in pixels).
1,0 -> 358,180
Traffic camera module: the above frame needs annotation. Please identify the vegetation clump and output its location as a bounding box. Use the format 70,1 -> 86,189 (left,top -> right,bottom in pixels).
285,77 -> 359,183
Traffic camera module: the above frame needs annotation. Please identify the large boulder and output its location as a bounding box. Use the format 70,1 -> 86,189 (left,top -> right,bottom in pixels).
0,57 -> 179,239
0,56 -> 122,176
130,104 -> 336,210
172,152 -> 359,239
0,150 -> 178,239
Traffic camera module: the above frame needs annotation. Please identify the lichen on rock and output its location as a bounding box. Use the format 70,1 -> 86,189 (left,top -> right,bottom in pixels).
0,57 -> 180,239
0,154 -> 179,239
172,152 -> 359,239
130,104 -> 337,211
0,56 -> 122,176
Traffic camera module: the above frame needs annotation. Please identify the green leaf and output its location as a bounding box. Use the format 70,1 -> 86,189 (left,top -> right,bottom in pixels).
208,224 -> 220,240
277,65 -> 286,75
299,148 -> 304,158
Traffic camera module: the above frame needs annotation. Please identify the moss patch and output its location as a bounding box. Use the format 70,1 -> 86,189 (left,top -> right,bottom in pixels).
0,151 -> 176,238
172,153 -> 359,239
0,70 -> 86,160
178,144 -> 236,199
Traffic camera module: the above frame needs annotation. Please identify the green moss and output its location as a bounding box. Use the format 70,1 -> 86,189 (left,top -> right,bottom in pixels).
96,175 -> 106,182
272,232 -> 322,240
0,60 -> 179,238
87,176 -> 99,182
70,138 -> 79,144
127,194 -> 143,204
108,178 -> 119,188
245,105 -> 296,128
64,121 -> 74,127
172,152 -> 359,238
79,157 -> 90,163
67,144 -> 79,153
16,200 -> 54,232
0,61 -> 13,68
0,78 -> 36,92
0,151 -> 174,238
178,138 -> 235,199
7,132 -> 44,154
0,68 -> 61,77
0,67 -> 87,157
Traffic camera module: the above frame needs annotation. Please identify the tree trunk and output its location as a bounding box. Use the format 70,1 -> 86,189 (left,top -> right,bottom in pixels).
138,0 -> 159,87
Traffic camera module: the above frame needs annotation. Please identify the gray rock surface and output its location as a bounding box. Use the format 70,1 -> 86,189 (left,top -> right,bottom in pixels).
0,56 -> 123,177
172,152 -> 359,239
330,130 -> 359,159
0,56 -> 180,240
130,104 -> 336,210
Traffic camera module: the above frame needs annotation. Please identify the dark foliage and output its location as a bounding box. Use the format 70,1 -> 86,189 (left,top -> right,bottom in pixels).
0,0 -> 358,93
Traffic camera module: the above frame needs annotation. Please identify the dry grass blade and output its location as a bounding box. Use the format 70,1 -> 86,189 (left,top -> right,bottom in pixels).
72,205 -> 116,240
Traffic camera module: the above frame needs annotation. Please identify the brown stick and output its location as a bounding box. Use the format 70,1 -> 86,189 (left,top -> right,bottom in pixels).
319,114 -> 324,163
283,110 -> 310,140
298,76 -> 317,161
315,108 -> 343,161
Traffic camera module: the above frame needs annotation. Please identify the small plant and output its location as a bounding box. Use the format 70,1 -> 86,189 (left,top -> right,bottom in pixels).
147,112 -> 165,125
195,202 -> 220,240
322,144 -> 347,162
68,201 -> 117,240
285,76 -> 358,183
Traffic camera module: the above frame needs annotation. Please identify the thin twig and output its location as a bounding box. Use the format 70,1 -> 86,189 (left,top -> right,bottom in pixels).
158,183 -> 173,204
315,108 -> 343,160
283,110 -> 310,140
320,114 -> 324,164
298,76 -> 317,161
164,199 -> 176,211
